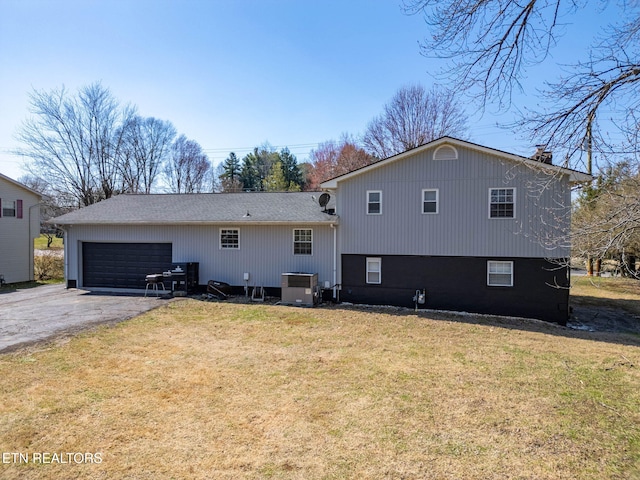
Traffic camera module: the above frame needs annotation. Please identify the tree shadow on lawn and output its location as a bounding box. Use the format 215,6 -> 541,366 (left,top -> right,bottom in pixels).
321,301 -> 640,348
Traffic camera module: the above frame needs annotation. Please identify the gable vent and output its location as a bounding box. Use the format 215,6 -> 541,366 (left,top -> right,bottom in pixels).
433,145 -> 458,161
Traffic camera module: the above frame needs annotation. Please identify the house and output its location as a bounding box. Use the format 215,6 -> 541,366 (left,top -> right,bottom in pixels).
51,192 -> 339,294
51,137 -> 590,324
320,137 -> 590,324
0,173 -> 42,284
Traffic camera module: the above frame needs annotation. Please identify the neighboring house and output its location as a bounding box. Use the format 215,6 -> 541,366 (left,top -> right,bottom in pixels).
0,173 -> 42,284
51,137 -> 590,324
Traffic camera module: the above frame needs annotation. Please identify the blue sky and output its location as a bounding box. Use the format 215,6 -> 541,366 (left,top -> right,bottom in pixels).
0,0 -> 616,181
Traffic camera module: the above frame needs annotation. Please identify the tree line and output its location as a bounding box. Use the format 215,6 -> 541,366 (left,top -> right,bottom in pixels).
19,82 -> 468,201
216,84 -> 468,193
18,82 -> 212,208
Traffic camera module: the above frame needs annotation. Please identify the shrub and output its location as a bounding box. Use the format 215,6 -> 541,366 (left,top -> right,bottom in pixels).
34,252 -> 64,281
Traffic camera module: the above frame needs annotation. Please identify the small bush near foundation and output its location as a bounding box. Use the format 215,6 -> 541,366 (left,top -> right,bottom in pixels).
34,252 -> 64,281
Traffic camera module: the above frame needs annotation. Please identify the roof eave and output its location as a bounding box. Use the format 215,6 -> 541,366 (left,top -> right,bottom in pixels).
52,219 -> 339,226
319,136 -> 593,187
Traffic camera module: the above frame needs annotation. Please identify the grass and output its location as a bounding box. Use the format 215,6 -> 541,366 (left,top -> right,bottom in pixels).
571,275 -> 640,315
33,234 -> 63,250
1,300 -> 639,479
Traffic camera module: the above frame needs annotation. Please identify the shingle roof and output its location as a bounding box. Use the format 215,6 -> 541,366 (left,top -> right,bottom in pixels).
52,192 -> 338,225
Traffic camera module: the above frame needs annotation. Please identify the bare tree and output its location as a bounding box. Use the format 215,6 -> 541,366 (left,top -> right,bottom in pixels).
572,161 -> 640,276
16,83 -> 133,206
362,84 -> 469,158
164,135 -> 212,193
306,134 -> 375,190
404,1 -> 640,166
120,116 -> 176,193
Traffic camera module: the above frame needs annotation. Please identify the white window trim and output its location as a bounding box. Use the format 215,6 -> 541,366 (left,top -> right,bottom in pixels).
487,261 -> 514,287
367,190 -> 382,215
293,228 -> 313,256
366,257 -> 382,284
488,187 -> 516,219
2,200 -> 16,218
219,228 -> 240,250
433,145 -> 458,161
421,188 -> 439,214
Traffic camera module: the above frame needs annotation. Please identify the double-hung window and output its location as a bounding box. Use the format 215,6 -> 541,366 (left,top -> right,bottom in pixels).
220,228 -> 239,249
487,261 -> 514,286
367,190 -> 382,215
293,229 -> 312,255
2,200 -> 16,217
489,188 -> 515,218
366,257 -> 382,284
422,189 -> 439,214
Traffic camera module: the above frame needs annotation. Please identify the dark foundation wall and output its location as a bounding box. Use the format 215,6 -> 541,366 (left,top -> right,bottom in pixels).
341,255 -> 570,324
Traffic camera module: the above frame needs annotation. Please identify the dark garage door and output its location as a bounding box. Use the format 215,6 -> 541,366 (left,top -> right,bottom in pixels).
83,242 -> 172,289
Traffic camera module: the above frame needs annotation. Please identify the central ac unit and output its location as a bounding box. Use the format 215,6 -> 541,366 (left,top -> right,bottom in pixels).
281,273 -> 319,307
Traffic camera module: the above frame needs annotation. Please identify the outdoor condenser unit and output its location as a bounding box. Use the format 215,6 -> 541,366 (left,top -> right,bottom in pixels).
281,273 -> 319,307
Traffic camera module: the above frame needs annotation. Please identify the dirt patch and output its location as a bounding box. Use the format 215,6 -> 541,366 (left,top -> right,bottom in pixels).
569,305 -> 640,334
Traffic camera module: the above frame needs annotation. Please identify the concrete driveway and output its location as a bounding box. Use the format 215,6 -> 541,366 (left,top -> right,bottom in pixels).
0,284 -> 171,353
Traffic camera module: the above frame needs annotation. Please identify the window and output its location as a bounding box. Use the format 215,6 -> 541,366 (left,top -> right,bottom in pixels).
489,188 -> 515,218
2,200 -> 16,217
433,145 -> 458,161
220,228 -> 239,249
422,189 -> 439,214
366,257 -> 382,284
487,261 -> 513,286
367,190 -> 382,215
293,229 -> 312,255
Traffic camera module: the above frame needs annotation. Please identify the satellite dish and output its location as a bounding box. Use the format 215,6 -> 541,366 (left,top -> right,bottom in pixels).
318,193 -> 330,209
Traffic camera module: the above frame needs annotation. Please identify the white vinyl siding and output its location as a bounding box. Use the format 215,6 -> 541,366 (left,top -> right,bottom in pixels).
220,228 -> 239,249
487,261 -> 513,286
422,189 -> 439,214
293,228 -> 312,255
366,257 -> 381,284
367,190 -> 382,215
489,188 -> 515,218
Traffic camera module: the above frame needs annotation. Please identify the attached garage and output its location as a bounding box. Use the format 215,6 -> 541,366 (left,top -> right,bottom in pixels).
82,242 -> 172,289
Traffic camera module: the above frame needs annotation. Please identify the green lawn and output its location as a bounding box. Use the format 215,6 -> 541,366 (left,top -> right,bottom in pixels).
33,234 -> 63,250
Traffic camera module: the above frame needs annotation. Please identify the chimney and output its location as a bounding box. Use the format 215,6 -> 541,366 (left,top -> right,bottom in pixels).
532,145 -> 553,165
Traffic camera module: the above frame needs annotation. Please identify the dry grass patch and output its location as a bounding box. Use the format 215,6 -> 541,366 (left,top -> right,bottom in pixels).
1,301 -> 639,479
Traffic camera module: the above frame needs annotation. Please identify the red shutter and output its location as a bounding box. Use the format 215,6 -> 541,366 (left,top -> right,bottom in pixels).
17,199 -> 23,219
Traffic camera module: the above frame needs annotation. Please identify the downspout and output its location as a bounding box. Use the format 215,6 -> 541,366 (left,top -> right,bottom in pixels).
330,222 -> 337,301
28,202 -> 43,281
62,226 -> 69,288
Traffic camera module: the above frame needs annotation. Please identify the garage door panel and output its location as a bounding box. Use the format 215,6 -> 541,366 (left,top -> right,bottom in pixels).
83,243 -> 172,288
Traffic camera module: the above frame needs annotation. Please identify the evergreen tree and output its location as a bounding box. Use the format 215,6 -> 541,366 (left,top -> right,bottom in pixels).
264,161 -> 289,191
280,147 -> 304,190
239,153 -> 259,191
219,152 -> 242,192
